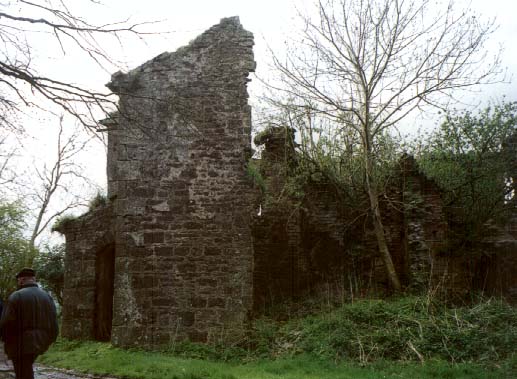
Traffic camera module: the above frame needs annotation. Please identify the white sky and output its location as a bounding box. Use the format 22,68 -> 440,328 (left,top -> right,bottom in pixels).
4,0 -> 517,244
34,0 -> 517,96
88,0 -> 517,174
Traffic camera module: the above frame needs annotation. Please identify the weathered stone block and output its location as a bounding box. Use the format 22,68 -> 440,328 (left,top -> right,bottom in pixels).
143,232 -> 164,244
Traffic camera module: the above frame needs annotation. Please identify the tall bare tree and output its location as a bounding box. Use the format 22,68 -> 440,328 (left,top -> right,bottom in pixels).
271,0 -> 502,291
25,117 -> 98,247
0,134 -> 18,185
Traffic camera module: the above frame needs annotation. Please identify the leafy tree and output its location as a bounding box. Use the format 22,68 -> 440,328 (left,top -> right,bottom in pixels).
0,200 -> 65,305
0,201 -> 37,300
417,102 -> 517,242
255,102 -> 402,208
34,243 -> 65,306
269,0 -> 502,291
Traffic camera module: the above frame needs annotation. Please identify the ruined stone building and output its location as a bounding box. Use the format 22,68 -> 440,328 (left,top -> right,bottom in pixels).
58,18 -> 517,348
58,17 -> 256,346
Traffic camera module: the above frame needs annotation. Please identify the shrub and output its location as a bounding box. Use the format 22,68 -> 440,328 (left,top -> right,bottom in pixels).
266,296 -> 517,364
88,192 -> 107,210
51,214 -> 77,232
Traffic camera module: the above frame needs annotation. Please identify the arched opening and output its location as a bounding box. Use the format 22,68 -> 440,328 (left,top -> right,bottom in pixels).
94,243 -> 115,341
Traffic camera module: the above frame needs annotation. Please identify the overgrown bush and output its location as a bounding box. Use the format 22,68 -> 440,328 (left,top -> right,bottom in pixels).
258,297 -> 517,364
159,297 -> 517,366
416,102 -> 517,243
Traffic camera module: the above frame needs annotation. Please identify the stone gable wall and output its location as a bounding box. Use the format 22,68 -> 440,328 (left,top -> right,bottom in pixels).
60,17 -> 256,347
105,17 -> 256,346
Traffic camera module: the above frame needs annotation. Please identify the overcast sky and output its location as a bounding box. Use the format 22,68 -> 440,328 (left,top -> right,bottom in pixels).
94,0 -> 517,96
28,0 -> 517,103
14,0 -> 517,170
77,0 -> 517,175
5,0 -> 517,243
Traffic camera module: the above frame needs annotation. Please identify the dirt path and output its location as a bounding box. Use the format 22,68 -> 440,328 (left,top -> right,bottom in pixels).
0,347 -> 118,379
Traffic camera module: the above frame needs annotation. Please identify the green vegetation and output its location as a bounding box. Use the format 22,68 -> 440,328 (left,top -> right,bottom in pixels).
416,102 -> 517,243
51,192 -> 108,234
33,243 -> 65,306
261,297 -> 517,364
167,296 -> 517,364
40,340 -> 512,379
88,191 -> 108,210
51,213 -> 78,232
0,201 -> 37,299
40,297 -> 517,378
246,160 -> 266,194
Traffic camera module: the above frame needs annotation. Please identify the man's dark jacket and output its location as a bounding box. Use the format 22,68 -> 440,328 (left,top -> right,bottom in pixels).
0,283 -> 58,358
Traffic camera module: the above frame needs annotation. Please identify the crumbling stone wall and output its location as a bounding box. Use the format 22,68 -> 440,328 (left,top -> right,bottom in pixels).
57,204 -> 114,340
251,129 -> 517,307
470,210 -> 517,302
251,128 -> 306,312
106,17 -> 255,346
398,156 -> 449,290
59,18 -> 516,347
60,17 -> 256,347
251,129 -> 453,312
251,128 -> 351,313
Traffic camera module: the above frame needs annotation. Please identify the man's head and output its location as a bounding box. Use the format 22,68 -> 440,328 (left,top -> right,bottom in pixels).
16,267 -> 36,287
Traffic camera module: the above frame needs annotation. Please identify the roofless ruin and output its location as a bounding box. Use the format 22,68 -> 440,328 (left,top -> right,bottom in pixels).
57,17 -> 517,348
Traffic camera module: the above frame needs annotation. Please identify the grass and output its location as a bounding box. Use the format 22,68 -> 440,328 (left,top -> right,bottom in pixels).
40,340 -> 514,379
265,296 -> 517,363
39,296 -> 517,378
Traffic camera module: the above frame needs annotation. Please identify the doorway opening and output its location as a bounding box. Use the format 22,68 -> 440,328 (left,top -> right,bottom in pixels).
94,243 -> 115,341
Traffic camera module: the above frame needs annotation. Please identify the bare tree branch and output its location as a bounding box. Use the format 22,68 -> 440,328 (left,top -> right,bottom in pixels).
266,0 -> 504,291
0,0 -> 161,131
27,116 -> 98,247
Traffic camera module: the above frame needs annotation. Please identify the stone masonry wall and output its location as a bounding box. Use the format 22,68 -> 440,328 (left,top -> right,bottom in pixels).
58,204 -> 114,339
473,211 -> 517,303
59,19 -> 516,346
252,129 -> 364,312
251,131 -> 455,311
399,156 -> 448,290
105,17 -> 256,346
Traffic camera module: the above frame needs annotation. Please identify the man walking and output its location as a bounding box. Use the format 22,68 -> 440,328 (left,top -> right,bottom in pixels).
0,268 -> 58,379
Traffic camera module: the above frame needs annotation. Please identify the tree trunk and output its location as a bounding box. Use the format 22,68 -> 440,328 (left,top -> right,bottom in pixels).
363,131 -> 402,292
367,181 -> 402,292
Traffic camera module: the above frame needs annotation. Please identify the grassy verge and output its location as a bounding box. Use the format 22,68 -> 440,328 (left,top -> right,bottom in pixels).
39,296 -> 517,378
40,340 -> 513,379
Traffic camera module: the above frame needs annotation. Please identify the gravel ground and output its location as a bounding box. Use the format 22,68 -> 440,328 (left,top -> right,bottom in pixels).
0,347 -> 119,379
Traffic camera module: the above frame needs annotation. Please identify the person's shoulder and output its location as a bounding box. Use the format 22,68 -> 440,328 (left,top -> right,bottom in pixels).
28,285 -> 48,295
7,289 -> 21,302
33,285 -> 54,299
15,284 -> 40,296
